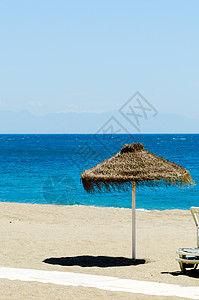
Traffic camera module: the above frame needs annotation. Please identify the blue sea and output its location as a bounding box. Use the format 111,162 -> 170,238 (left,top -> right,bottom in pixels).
0,134 -> 198,210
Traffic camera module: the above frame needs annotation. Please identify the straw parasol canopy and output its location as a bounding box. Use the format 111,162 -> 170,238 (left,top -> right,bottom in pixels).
81,142 -> 194,260
81,143 -> 193,192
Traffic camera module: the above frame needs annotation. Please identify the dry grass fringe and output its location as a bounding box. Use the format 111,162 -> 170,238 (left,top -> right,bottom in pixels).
81,143 -> 194,193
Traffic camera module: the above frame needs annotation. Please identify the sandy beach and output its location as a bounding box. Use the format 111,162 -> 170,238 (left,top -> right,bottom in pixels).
0,202 -> 198,299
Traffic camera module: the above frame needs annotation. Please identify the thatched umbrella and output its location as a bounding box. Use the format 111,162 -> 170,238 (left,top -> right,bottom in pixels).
81,143 -> 193,260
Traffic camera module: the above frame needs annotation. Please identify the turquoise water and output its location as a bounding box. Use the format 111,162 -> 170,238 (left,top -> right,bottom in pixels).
0,134 -> 198,210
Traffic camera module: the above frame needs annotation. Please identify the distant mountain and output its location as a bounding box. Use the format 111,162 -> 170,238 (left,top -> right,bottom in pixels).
0,110 -> 198,134
0,110 -> 113,134
139,113 -> 199,133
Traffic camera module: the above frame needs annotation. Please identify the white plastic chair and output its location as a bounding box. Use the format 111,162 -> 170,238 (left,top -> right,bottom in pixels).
190,207 -> 199,248
176,207 -> 199,273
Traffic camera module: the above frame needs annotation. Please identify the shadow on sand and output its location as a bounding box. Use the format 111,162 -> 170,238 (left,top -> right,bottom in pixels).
161,269 -> 199,279
43,255 -> 146,268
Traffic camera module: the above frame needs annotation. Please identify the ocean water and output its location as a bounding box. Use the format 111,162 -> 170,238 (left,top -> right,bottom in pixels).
0,134 -> 198,210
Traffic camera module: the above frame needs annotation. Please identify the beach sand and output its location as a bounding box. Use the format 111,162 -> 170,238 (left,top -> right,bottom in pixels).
0,202 -> 198,299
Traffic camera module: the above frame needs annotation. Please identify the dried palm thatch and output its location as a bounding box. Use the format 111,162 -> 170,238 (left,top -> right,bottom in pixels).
81,143 -> 194,193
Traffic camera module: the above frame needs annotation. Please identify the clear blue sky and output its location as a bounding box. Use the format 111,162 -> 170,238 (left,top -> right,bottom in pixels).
0,0 -> 198,118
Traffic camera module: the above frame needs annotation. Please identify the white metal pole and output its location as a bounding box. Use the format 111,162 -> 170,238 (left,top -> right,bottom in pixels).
132,181 -> 136,260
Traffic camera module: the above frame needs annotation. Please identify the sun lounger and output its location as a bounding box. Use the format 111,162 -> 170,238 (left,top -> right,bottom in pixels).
176,207 -> 199,272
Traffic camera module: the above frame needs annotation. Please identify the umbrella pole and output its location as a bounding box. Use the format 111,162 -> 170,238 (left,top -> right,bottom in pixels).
132,181 -> 136,260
